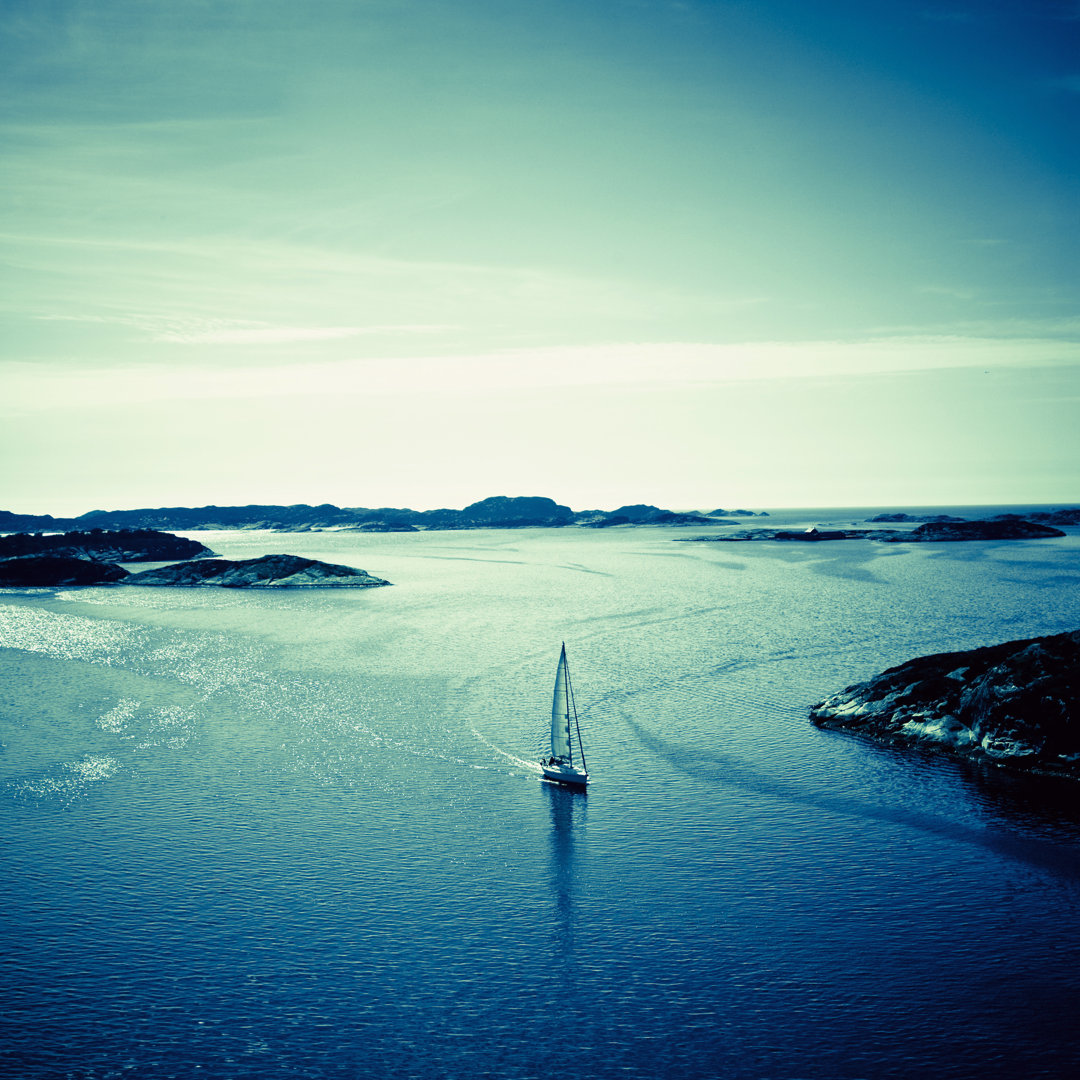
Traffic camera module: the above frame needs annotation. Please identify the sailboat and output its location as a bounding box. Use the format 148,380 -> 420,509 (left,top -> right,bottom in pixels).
541,643 -> 589,787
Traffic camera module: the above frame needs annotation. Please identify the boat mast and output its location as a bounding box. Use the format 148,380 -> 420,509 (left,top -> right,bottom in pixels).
563,643 -> 586,773
561,642 -> 573,765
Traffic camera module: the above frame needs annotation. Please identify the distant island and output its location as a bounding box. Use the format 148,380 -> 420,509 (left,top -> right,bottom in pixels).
680,520 -> 1066,543
0,531 -> 389,589
1,497 -> 1075,539
0,496 -> 764,533
810,631 -> 1080,781
865,509 -> 1080,527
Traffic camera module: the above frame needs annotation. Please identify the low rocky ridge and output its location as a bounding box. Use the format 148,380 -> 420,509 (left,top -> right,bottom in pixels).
810,631 -> 1080,779
123,554 -> 390,589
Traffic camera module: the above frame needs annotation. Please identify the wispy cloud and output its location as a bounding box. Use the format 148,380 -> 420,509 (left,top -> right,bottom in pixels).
33,313 -> 454,345
158,324 -> 452,345
6,335 -> 1079,418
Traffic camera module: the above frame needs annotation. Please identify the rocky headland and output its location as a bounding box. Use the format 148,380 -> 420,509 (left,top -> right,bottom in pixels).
123,554 -> 390,589
810,631 -> 1080,780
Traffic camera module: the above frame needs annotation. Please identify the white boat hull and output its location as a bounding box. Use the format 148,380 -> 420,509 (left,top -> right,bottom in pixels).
542,762 -> 589,787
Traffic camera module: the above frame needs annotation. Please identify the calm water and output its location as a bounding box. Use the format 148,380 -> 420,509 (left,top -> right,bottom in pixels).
2,515 -> 1080,1079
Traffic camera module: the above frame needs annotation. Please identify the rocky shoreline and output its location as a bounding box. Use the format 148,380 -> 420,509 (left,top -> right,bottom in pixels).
810,631 -> 1080,780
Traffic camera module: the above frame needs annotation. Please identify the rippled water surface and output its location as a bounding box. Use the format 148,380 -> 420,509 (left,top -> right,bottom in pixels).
3,519 -> 1080,1078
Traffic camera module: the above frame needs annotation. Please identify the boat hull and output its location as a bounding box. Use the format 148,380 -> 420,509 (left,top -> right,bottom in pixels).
542,763 -> 589,787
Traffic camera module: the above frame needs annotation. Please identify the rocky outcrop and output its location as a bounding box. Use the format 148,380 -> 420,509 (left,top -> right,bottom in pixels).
0,555 -> 129,587
810,631 -> 1080,779
0,529 -> 213,563
123,554 -> 390,588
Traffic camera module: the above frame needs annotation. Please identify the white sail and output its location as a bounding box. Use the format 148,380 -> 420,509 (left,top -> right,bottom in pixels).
550,645 -> 573,760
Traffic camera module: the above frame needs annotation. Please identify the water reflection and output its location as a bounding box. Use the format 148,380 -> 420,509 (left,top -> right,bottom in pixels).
963,762 -> 1080,841
544,782 -> 587,963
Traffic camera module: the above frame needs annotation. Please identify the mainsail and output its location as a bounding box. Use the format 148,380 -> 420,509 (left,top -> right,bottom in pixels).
550,644 -> 573,761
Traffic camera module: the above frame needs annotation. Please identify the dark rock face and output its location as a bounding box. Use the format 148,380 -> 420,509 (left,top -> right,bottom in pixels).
810,631 -> 1080,779
124,554 -> 390,589
0,529 -> 213,563
0,556 -> 129,586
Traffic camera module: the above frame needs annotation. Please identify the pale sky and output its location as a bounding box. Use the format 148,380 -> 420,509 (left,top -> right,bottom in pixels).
2,0 -> 1078,515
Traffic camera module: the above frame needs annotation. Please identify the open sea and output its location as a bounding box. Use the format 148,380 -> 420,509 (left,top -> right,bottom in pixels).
2,509 -> 1080,1079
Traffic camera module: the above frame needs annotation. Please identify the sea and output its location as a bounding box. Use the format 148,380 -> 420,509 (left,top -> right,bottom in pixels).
2,507 -> 1079,1079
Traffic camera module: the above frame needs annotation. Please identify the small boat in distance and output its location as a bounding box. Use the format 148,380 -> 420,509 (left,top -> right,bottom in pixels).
541,643 -> 589,788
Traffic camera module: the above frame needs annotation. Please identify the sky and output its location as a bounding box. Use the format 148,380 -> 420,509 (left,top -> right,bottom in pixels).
2,0 -> 1078,516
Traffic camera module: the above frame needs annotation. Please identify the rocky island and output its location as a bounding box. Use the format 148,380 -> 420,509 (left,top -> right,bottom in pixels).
0,529 -> 389,589
810,631 -> 1080,780
680,519 -> 1066,543
123,554 -> 390,589
0,528 -> 214,562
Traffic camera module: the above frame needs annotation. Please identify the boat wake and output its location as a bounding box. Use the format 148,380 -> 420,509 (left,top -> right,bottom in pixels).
470,728 -> 543,773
